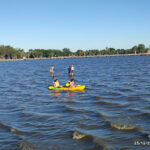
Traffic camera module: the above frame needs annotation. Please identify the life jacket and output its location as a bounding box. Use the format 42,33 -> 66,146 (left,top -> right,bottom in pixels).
69,81 -> 74,87
54,81 -> 59,87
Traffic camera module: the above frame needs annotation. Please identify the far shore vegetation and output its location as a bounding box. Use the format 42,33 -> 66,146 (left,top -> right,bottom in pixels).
0,44 -> 149,59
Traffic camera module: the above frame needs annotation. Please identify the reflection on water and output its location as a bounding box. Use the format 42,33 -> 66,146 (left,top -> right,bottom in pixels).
69,73 -> 74,78
49,90 -> 61,97
67,91 -> 76,97
49,90 -> 83,99
0,56 -> 150,150
50,72 -> 55,78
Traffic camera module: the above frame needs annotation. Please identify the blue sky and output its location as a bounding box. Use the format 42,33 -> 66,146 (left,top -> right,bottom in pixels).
0,0 -> 150,51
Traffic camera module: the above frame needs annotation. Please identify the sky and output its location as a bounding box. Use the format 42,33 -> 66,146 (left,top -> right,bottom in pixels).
0,0 -> 150,52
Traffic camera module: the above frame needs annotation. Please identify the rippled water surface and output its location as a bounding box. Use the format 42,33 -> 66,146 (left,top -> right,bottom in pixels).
0,56 -> 150,150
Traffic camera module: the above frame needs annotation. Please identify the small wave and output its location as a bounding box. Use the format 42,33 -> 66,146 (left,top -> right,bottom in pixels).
94,96 -> 115,100
110,92 -> 122,97
96,112 -> 109,120
19,139 -> 37,150
94,96 -> 103,100
73,130 -> 105,149
11,128 -> 25,135
95,101 -> 113,105
111,122 -> 136,130
73,129 -> 110,150
0,121 -> 11,131
119,88 -> 133,92
63,105 -> 83,114
87,124 -> 101,130
11,127 -> 36,136
93,137 -> 112,150
145,106 -> 150,109
63,105 -> 92,114
0,122 -> 37,150
127,108 -> 150,117
95,100 -> 130,108
142,112 -> 150,116
114,104 -> 131,108
73,130 -> 93,140
6,89 -> 17,93
106,104 -> 131,109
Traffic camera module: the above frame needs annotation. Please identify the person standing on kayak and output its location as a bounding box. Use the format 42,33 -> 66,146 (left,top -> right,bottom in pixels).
53,79 -> 62,88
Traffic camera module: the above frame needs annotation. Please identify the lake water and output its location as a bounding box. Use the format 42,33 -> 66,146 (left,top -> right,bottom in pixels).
0,56 -> 150,150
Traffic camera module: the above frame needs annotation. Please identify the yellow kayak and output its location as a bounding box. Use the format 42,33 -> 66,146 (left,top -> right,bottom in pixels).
48,85 -> 85,91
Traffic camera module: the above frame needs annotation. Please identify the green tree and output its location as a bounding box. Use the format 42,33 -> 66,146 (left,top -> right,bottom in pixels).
137,44 -> 145,53
0,45 -> 17,59
16,49 -> 25,58
105,48 -> 116,55
32,50 -> 43,58
62,48 -> 72,56
131,46 -> 138,54
76,49 -> 84,56
53,50 -> 62,57
100,50 -> 107,55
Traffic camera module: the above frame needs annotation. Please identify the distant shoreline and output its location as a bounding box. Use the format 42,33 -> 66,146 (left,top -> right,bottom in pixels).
0,53 -> 150,61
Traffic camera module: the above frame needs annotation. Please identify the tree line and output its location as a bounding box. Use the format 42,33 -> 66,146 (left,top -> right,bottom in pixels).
0,44 -> 149,59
